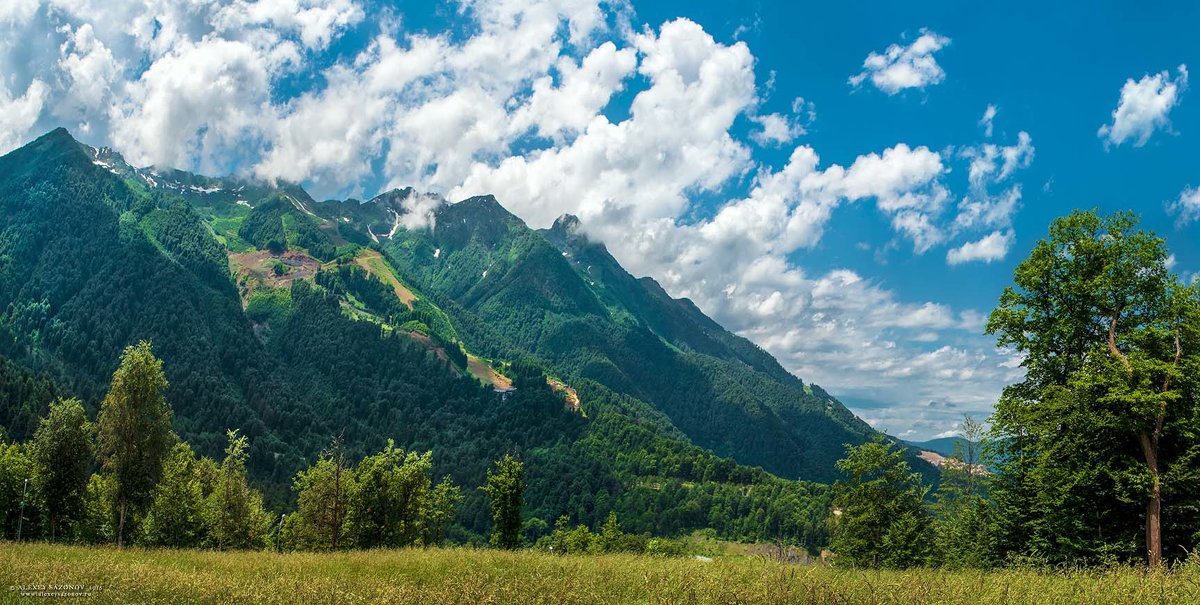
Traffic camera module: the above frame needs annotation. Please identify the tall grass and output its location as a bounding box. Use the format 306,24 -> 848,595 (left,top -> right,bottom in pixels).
1,543 -> 1197,604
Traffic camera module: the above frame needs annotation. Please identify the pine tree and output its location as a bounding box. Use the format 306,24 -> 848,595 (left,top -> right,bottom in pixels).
95,341 -> 174,547
28,398 -> 93,540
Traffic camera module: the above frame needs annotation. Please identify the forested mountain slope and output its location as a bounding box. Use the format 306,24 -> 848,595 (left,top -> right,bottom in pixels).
0,128 -> 894,541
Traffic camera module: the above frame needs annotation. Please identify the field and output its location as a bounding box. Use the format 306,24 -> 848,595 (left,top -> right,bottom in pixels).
2,544 -> 1197,604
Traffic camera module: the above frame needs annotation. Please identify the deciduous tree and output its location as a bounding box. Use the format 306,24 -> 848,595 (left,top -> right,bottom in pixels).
95,341 -> 174,547
29,398 -> 93,540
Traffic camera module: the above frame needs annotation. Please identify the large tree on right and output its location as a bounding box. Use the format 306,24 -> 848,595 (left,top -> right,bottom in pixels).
987,209 -> 1200,567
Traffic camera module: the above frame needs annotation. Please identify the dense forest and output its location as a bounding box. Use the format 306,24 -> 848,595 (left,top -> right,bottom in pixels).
0,128 -> 839,546
2,128 -> 1199,570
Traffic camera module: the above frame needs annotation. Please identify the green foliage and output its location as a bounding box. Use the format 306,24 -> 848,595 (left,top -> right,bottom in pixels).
206,430 -> 273,550
345,440 -> 433,548
831,437 -> 931,568
287,439 -> 354,550
537,512 -> 652,555
78,473 -> 116,544
930,417 -> 998,569
244,287 -> 293,327
0,437 -> 38,540
238,195 -> 338,260
140,199 -> 229,284
237,197 -> 288,254
0,355 -> 58,442
986,209 -> 1200,565
424,477 -> 463,546
142,442 -> 209,548
96,340 -> 174,546
28,397 -> 93,540
484,454 -> 524,549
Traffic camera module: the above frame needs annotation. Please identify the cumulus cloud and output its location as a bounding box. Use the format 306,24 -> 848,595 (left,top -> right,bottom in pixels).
849,29 -> 950,95
1098,65 -> 1188,148
750,97 -> 814,147
1168,186 -> 1200,226
0,79 -> 48,154
0,0 -> 1034,439
947,230 -> 1013,265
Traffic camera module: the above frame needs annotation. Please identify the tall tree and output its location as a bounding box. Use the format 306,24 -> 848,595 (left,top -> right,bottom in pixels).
289,438 -> 353,550
483,454 -> 525,549
830,437 -> 930,568
28,398 -> 94,540
987,210 -> 1200,566
931,416 -> 997,569
423,477 -> 462,546
206,430 -> 272,550
95,341 -> 174,547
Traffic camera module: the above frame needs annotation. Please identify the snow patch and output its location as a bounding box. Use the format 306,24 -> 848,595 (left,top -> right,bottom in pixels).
236,200 -> 251,207
433,248 -> 441,258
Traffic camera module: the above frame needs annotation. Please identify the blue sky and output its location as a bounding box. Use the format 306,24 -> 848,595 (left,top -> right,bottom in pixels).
1,0 -> 1197,439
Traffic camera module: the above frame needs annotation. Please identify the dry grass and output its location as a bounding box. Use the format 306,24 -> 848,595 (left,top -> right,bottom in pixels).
354,249 -> 417,307
1,543 -> 1197,604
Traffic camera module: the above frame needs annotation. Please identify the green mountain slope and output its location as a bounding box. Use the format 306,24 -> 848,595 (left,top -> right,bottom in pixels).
0,128 -> 846,544
372,197 -> 878,482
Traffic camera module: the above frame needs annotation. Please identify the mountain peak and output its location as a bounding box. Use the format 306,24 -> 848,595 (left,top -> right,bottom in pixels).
44,126 -> 74,141
1,127 -> 91,172
551,213 -> 582,235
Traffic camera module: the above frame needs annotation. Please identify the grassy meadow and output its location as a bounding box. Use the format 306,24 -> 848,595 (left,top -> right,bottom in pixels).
1,543 -> 1197,604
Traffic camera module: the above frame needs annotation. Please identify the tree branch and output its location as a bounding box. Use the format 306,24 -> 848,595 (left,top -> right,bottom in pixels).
1108,311 -> 1130,370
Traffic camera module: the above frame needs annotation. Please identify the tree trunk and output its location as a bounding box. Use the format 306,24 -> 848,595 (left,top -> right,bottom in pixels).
117,500 -> 127,549
1139,431 -> 1162,568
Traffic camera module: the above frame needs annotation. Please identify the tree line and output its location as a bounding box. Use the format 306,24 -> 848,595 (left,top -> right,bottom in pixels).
829,210 -> 1200,570
0,341 -> 536,552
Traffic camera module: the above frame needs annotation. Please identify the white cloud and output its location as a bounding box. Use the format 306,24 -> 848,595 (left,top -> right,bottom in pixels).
946,230 -> 1013,265
1168,185 -> 1200,226
0,79 -> 48,154
750,97 -> 814,146
849,29 -> 950,96
110,38 -> 277,173
945,129 -> 1034,264
55,23 -> 122,133
0,0 -> 1032,440
1098,65 -> 1188,148
980,104 -> 997,137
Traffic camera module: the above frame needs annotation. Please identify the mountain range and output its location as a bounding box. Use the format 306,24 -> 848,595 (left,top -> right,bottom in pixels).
0,128 -> 914,541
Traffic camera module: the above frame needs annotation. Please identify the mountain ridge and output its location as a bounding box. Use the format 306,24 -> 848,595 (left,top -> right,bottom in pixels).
0,127 -> 922,541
